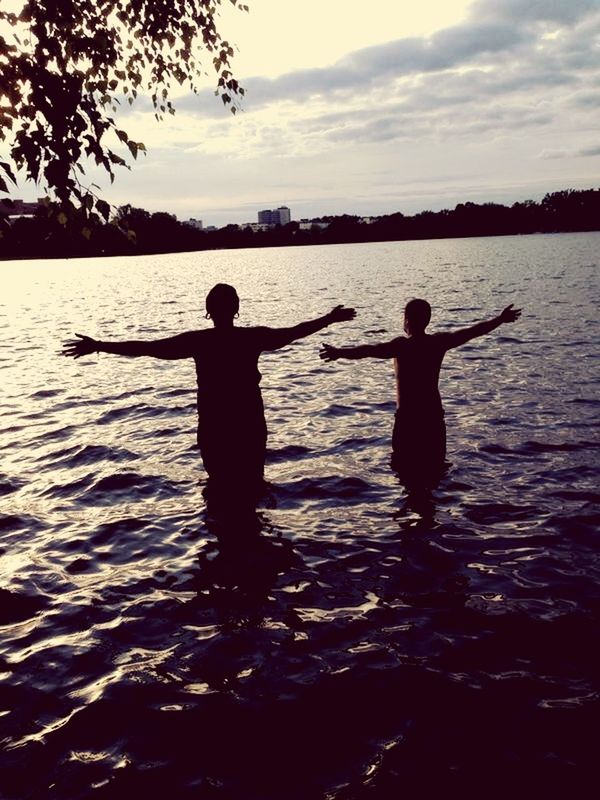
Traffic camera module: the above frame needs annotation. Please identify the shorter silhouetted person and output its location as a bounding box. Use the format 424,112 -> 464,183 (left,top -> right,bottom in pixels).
320,300 -> 521,484
63,284 -> 355,489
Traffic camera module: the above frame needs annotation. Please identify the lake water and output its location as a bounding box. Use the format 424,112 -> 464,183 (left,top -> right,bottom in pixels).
1,233 -> 599,798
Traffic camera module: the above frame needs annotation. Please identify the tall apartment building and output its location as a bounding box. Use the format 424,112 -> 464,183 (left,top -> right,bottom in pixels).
277,206 -> 291,225
257,206 -> 291,226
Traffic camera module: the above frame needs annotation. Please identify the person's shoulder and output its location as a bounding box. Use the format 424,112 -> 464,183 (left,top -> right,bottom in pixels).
235,325 -> 269,338
382,335 -> 405,357
430,331 -> 454,349
183,329 -> 208,341
234,326 -> 271,346
180,329 -> 210,350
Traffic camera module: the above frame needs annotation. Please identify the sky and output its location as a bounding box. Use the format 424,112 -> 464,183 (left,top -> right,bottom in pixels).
22,0 -> 600,225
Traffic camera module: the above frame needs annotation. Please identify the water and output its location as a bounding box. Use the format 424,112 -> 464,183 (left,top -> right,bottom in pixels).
1,234 -> 599,798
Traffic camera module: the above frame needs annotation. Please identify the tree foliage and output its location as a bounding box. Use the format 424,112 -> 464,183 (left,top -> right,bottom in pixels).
0,0 -> 247,221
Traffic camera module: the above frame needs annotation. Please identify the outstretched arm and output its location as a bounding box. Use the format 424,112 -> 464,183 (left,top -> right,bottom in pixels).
62,331 -> 198,360
444,304 -> 522,349
260,305 -> 356,351
320,338 -> 399,361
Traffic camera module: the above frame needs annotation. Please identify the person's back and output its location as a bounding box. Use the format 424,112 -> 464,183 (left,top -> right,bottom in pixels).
191,325 -> 269,483
393,333 -> 447,414
193,326 -> 265,412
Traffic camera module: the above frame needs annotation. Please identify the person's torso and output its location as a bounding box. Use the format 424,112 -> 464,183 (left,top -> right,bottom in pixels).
192,328 -> 264,414
393,334 -> 447,414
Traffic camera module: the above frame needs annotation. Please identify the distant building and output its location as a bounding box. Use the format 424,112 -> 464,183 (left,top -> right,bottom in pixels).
0,198 -> 42,220
299,219 -> 330,231
258,206 -> 291,226
186,218 -> 203,230
257,209 -> 273,225
277,206 -> 291,225
241,222 -> 273,232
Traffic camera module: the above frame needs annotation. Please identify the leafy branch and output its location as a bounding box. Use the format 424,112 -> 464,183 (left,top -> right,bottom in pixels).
0,0 -> 248,220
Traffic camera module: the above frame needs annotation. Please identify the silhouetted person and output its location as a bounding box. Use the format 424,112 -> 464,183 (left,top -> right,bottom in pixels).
320,300 -> 521,484
63,284 -> 355,489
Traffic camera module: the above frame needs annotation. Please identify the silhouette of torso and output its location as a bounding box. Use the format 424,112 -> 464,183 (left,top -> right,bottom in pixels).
192,328 -> 265,413
189,327 -> 273,481
392,333 -> 448,414
389,333 -> 451,479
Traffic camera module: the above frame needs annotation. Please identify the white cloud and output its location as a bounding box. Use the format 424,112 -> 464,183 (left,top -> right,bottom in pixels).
540,144 -> 600,158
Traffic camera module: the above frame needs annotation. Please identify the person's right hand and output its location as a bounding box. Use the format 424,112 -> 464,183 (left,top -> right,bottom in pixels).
499,304 -> 522,323
319,343 -> 339,361
62,334 -> 98,359
328,305 -> 356,324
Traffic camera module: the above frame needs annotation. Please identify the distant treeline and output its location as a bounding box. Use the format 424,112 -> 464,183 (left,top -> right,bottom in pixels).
1,188 -> 599,261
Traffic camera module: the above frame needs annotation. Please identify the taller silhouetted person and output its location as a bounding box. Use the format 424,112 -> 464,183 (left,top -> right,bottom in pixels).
320,300 -> 521,485
63,284 -> 355,489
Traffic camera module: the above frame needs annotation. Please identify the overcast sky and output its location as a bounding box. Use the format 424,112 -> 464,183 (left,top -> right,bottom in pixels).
45,1 -> 600,224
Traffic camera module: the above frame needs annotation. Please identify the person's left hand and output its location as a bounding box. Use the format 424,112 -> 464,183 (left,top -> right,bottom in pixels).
328,305 -> 356,323
62,333 -> 98,359
499,304 -> 522,323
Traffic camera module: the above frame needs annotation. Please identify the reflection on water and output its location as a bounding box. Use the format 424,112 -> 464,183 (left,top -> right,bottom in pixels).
191,482 -> 300,630
1,234 -> 599,798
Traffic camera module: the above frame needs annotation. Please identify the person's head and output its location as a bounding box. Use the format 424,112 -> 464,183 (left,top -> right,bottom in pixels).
404,298 -> 431,335
205,283 -> 239,325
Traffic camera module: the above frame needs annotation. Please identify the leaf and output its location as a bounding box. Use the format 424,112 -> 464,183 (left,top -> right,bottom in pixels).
0,162 -> 17,184
57,212 -> 68,226
96,199 -> 110,220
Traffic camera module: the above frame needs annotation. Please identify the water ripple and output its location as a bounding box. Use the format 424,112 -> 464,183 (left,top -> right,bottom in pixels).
1,235 -> 598,798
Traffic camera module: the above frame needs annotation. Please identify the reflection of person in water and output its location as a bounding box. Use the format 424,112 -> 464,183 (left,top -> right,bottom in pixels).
320,299 -> 521,484
195,504 -> 299,619
63,283 -> 355,487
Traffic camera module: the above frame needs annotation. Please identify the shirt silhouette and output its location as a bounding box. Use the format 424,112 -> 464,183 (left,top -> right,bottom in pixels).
63,283 -> 355,487
320,299 -> 521,484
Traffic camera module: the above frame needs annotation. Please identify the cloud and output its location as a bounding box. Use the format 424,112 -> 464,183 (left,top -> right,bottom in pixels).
469,0 -> 599,25
538,149 -> 569,159
540,144 -> 600,158
164,0 -> 598,125
202,21 -> 528,111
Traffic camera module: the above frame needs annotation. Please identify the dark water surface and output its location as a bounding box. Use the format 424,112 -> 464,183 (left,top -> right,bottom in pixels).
1,234 -> 599,798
